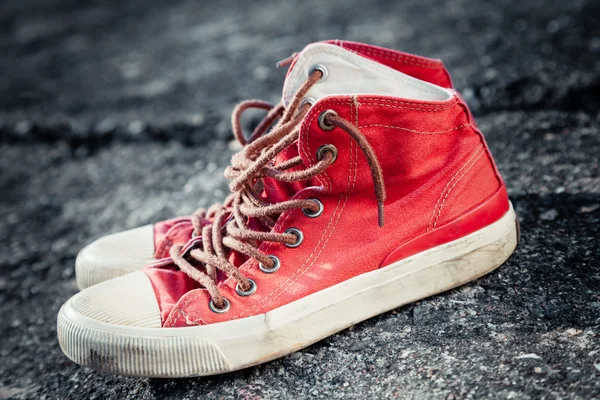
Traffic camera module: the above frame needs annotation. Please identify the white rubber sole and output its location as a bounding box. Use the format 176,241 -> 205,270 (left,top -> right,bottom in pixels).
58,204 -> 518,377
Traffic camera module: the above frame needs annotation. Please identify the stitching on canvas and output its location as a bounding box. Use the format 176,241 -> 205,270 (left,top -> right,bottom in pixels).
238,100 -> 357,318
352,95 -> 361,122
356,50 -> 442,68
355,102 -> 455,112
237,194 -> 345,318
171,97 -> 457,324
343,44 -> 442,68
359,123 -> 472,135
433,148 -> 486,229
428,145 -> 484,231
173,195 -> 306,324
344,43 -> 443,68
296,98 -> 457,115
358,97 -> 456,107
259,100 -> 359,312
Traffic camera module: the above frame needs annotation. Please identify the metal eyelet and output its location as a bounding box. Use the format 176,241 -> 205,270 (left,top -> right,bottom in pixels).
302,198 -> 324,218
299,97 -> 316,110
284,227 -> 304,248
235,279 -> 257,297
318,110 -> 337,131
316,144 -> 338,163
309,64 -> 328,81
208,298 -> 230,313
259,255 -> 280,273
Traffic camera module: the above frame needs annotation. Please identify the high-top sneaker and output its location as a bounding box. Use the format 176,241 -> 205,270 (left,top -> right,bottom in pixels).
74,40 -> 456,289
58,41 -> 518,377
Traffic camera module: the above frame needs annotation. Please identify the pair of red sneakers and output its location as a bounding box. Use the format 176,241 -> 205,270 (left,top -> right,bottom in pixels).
58,40 -> 519,377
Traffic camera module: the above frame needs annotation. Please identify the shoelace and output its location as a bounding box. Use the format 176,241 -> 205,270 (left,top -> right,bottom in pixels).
188,53 -> 308,236
171,69 -> 386,311
188,54 -> 304,235
189,100 -> 285,236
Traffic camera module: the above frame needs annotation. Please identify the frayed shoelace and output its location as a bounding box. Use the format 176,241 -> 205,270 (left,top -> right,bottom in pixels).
189,100 -> 283,237
172,69 -> 386,311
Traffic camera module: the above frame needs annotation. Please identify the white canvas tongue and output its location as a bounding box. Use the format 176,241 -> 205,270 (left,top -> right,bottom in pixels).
282,43 -> 451,108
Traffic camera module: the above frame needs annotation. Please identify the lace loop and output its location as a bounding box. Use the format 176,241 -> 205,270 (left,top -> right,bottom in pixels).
231,100 -> 279,146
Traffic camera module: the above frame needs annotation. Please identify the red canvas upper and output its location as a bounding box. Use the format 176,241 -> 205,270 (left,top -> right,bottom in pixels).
142,41 -> 509,328
145,93 -> 507,327
151,41 -> 455,259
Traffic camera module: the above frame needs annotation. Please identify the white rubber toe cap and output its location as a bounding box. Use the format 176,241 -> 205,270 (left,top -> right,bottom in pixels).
57,271 -> 232,377
75,224 -> 156,289
66,271 -> 162,328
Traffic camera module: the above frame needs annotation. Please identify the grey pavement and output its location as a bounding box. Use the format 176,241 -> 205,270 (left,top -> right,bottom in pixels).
0,0 -> 599,398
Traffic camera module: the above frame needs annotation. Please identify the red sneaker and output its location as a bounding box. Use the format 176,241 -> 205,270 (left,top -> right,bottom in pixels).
74,40 -> 456,289
58,41 -> 518,377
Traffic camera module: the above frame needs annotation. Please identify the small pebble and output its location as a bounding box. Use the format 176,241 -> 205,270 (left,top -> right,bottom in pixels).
540,209 -> 558,221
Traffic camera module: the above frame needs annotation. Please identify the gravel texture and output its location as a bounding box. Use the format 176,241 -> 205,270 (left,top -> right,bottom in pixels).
0,0 -> 599,399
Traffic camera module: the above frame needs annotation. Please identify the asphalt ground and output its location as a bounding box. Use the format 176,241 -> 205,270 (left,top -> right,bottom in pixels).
0,0 -> 599,398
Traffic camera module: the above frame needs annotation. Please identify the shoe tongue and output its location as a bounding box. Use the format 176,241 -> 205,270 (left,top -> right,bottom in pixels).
261,145 -> 308,204
282,42 -> 450,108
